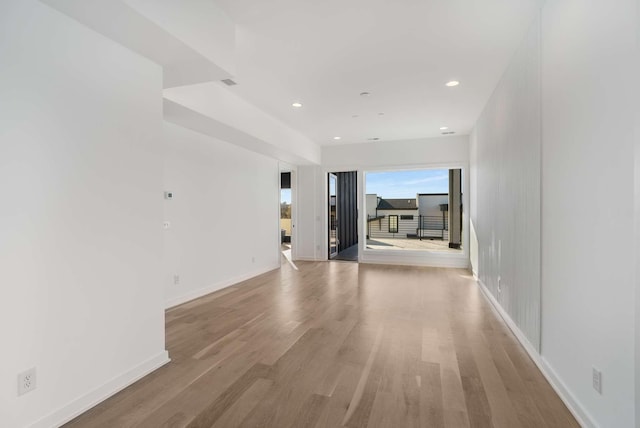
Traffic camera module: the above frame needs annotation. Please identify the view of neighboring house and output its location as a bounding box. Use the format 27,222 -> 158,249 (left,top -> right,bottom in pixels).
366,194 -> 450,240
418,193 -> 451,239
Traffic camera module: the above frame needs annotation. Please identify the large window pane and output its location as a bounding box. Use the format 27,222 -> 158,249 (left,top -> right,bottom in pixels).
365,168 -> 463,252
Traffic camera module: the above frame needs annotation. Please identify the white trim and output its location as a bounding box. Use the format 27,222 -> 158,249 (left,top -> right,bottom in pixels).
165,264 -> 279,309
360,251 -> 469,268
290,169 -> 298,261
477,279 -> 597,428
29,351 -> 170,428
354,162 -> 470,269
294,256 -> 323,262
538,358 -> 598,428
359,258 -> 469,268
477,279 -> 539,358
277,165 -> 284,268
328,172 -> 339,260
278,163 -> 298,261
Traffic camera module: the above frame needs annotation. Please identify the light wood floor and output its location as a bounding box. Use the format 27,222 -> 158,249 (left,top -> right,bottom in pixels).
64,261 -> 578,428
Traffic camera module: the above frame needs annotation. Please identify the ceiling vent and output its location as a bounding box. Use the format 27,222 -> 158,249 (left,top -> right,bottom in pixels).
221,79 -> 237,86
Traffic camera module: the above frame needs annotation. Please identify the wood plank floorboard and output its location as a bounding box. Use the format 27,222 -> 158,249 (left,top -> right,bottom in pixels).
63,261 -> 578,428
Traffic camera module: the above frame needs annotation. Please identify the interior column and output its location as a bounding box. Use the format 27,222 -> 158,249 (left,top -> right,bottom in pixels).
448,169 -> 462,249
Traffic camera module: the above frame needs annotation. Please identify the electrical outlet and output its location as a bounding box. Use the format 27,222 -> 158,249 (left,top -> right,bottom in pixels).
173,274 -> 180,285
17,368 -> 37,396
592,367 -> 602,394
251,256 -> 255,263
163,221 -> 171,230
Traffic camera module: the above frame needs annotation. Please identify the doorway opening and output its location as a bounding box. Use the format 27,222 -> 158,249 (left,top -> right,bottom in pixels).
280,171 -> 296,269
328,171 -> 359,262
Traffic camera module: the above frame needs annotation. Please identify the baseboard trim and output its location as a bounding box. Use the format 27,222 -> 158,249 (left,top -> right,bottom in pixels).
360,254 -> 469,269
476,279 -> 540,359
30,350 -> 170,428
165,264 -> 280,309
476,279 -> 596,428
294,256 -> 323,262
539,357 -> 598,428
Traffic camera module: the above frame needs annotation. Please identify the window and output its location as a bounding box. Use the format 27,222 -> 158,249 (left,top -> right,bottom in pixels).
388,215 -> 398,233
365,168 -> 463,252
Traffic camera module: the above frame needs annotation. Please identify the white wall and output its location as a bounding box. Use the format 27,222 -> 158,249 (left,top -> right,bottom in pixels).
124,0 -> 236,75
164,82 -> 321,165
40,0 -> 232,89
540,1 -> 636,426
636,0 -> 640,421
470,15 -> 542,352
471,1 -> 639,427
469,127 -> 479,276
296,165 -> 323,260
0,1 -> 168,427
162,122 -> 280,308
322,136 -> 468,168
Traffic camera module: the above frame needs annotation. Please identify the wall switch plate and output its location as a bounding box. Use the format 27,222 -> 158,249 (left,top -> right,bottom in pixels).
592,367 -> 602,394
173,274 -> 180,285
17,368 -> 37,396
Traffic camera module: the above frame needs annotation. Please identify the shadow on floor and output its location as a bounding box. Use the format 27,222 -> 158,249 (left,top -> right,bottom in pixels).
333,244 -> 358,261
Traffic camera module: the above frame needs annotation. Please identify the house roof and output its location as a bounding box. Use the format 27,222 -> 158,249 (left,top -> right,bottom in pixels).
377,198 -> 418,210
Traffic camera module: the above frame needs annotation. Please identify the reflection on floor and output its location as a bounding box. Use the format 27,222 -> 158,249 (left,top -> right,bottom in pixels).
367,237 -> 462,252
64,261 -> 579,428
281,243 -> 298,270
333,244 -> 358,262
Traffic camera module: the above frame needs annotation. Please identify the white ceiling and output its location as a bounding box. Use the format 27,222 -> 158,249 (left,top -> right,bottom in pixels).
214,0 -> 541,146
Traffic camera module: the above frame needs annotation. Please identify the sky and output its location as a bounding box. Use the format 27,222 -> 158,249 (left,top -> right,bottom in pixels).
281,188 -> 291,204
366,169 -> 449,198
280,169 -> 452,204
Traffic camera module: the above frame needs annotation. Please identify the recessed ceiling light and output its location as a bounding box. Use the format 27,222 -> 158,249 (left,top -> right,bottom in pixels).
445,81 -> 460,87
440,126 -> 449,130
442,131 -> 456,135
378,113 -> 385,116
292,102 -> 303,108
360,92 -> 371,97
352,114 -> 359,118
333,136 -> 341,140
368,137 -> 380,141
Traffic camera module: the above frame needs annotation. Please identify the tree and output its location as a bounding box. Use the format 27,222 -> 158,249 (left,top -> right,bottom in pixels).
280,202 -> 291,219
